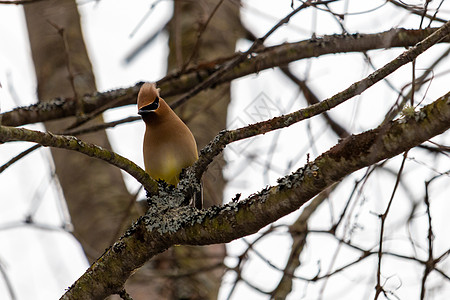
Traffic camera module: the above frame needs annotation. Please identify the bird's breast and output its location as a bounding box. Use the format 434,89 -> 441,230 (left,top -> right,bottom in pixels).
142,121 -> 198,186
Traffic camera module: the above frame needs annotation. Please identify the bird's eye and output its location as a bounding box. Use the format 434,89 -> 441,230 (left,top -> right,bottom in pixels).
149,96 -> 160,110
145,97 -> 160,110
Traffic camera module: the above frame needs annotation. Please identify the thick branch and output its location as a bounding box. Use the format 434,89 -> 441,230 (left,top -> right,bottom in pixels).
2,27 -> 449,127
61,91 -> 450,299
0,126 -> 158,194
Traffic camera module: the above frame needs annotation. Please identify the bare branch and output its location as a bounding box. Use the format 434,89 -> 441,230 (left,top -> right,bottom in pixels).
387,0 -> 448,24
374,152 -> 408,300
191,20 -> 450,182
2,27 -> 449,128
0,125 -> 158,194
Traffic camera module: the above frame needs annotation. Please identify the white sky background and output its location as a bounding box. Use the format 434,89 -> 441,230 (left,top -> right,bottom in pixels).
1,0 -> 450,299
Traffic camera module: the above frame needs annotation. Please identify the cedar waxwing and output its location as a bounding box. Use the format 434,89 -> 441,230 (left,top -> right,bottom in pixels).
137,83 -> 202,208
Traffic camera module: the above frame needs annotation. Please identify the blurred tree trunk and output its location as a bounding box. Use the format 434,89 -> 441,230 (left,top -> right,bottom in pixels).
125,1 -> 243,299
24,0 -> 134,262
168,0 -> 242,206
167,0 -> 242,298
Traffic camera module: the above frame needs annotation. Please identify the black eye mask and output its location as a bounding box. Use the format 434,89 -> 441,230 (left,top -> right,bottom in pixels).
138,96 -> 160,115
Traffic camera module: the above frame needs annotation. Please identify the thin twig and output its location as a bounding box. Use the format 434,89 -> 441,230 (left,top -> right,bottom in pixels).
47,20 -> 83,117
386,0 -> 447,24
109,186 -> 143,246
0,144 -> 41,173
0,258 -> 17,300
374,152 -> 408,300
383,46 -> 450,123
181,0 -> 225,71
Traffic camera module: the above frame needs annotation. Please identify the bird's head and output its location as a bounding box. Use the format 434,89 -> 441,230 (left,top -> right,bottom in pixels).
137,82 -> 161,116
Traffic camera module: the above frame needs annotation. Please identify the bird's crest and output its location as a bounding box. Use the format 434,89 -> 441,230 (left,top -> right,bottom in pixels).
137,82 -> 161,110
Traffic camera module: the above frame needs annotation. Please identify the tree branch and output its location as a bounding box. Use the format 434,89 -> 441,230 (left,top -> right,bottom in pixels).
190,19 -> 450,182
61,91 -> 450,299
0,125 -> 158,194
2,27 -> 449,127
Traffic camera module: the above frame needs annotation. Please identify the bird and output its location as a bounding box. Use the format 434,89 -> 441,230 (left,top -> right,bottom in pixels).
137,82 -> 202,208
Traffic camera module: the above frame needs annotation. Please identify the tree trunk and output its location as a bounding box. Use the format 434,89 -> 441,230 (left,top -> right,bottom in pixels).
24,0 -> 134,262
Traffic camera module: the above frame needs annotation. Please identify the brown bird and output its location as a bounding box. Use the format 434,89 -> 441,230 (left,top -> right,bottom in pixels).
137,82 -> 202,208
